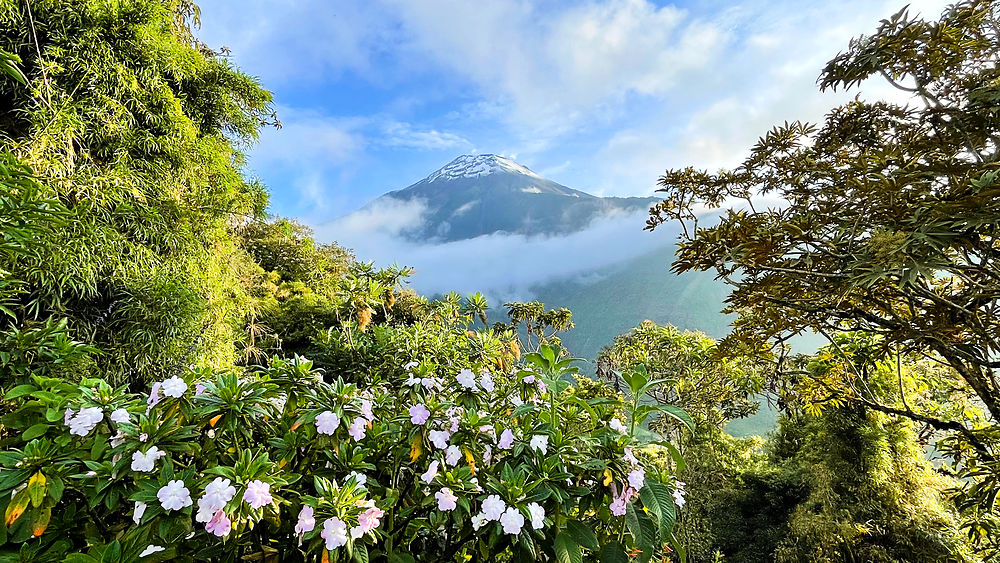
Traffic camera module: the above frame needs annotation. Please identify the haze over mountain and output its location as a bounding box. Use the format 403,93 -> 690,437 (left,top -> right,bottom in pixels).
368,154 -> 658,241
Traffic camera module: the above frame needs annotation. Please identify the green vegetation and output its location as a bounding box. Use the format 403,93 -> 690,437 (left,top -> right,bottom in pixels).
0,0 -> 998,561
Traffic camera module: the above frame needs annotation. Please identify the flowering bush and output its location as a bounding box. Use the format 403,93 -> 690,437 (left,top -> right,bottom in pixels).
0,346 -> 688,561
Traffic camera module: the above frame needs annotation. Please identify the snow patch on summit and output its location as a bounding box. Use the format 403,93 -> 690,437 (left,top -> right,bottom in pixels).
425,154 -> 542,182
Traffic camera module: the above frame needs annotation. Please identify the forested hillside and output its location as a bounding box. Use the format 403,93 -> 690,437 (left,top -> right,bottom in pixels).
0,1 -> 997,562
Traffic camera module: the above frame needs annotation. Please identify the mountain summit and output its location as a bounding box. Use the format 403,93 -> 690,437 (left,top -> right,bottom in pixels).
371,154 -> 657,242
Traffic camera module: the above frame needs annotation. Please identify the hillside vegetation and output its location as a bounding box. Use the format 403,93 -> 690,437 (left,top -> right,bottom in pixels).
0,1 -> 997,562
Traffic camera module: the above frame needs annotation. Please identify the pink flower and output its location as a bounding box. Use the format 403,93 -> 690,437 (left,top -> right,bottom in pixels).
205,510 -> 232,536
147,382 -> 162,407
315,411 -> 340,435
481,495 -> 506,521
609,418 -> 627,433
500,507 -> 524,535
435,487 -> 458,511
609,495 -> 628,517
195,383 -> 206,396
623,446 -> 639,466
348,417 -> 367,441
409,404 -> 431,425
445,445 -> 461,466
480,372 -> 495,393
357,507 -> 384,533
628,468 -> 645,491
498,429 -> 515,450
295,505 -> 315,534
243,480 -> 272,509
361,399 -> 374,421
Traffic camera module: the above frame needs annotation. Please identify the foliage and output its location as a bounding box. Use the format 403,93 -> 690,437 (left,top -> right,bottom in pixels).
0,0 -> 274,383
0,338 -> 687,562
647,0 -> 1000,553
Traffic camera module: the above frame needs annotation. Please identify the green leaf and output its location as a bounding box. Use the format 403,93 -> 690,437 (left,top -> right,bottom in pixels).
565,519 -> 599,551
639,481 -> 676,542
353,542 -> 369,563
598,542 -> 628,563
554,532 -> 583,563
4,384 -> 36,400
64,556 -> 100,563
658,404 -> 695,433
101,540 -> 122,563
21,423 -> 50,441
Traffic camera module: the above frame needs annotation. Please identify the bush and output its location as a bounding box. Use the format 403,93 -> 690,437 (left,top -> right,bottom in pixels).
0,345 -> 687,562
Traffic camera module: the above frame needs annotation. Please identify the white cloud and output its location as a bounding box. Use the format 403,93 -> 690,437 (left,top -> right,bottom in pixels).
380,122 -> 472,150
313,199 -> 666,302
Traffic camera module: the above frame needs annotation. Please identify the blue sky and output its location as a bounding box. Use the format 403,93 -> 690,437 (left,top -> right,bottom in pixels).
196,0 -> 950,225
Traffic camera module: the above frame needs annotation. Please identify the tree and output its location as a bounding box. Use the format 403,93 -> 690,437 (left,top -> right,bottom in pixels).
0,0 -> 274,383
647,0 -> 1000,552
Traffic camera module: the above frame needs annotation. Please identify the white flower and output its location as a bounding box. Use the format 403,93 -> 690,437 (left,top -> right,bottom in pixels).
139,545 -> 165,558
197,477 -> 236,522
510,395 -> 523,407
529,435 -> 548,455
527,502 -> 545,530
360,399 -> 375,421
133,501 -> 147,525
64,408 -> 74,425
628,468 -> 645,491
347,471 -> 368,487
321,517 -> 348,550
68,407 -> 103,436
404,361 -> 419,371
147,382 -> 162,407
500,507 -> 525,535
497,429 -> 515,450
480,372 -> 495,393
471,513 -> 487,530
243,480 -> 272,509
623,446 -> 639,466
421,461 -> 439,484
157,480 -> 192,511
523,375 -> 535,384
483,444 -> 493,465
608,418 -> 627,433
445,445 -> 462,466
131,446 -> 166,472
673,481 -> 686,508
110,408 -> 130,424
456,369 -> 477,390
347,417 -> 367,441
315,411 -> 340,435
435,487 -> 458,511
404,375 -> 420,387
428,429 -> 451,450
160,376 -> 187,398
481,495 -> 506,521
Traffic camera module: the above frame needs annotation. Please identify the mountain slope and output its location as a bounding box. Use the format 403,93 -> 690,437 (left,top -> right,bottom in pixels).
372,154 -> 657,241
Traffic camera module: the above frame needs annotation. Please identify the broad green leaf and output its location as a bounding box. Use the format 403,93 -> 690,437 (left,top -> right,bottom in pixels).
554,532 -> 583,563
598,542 -> 628,563
565,519 -> 599,551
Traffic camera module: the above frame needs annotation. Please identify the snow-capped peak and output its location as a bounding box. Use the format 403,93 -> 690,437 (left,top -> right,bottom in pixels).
424,154 -> 542,183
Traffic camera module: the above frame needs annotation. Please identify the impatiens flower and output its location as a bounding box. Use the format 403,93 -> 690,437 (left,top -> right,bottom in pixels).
421,461 -> 439,484
160,376 -> 187,398
497,429 -> 515,450
471,513 -> 487,530
361,399 -> 375,421
428,429 -> 451,450
527,502 -> 545,530
529,434 -> 548,455
481,495 -> 506,521
110,408 -> 130,424
404,360 -> 419,371
139,545 -> 165,558
348,417 -> 367,441
609,494 -> 628,517
409,404 -> 431,425
347,471 -> 368,487
445,445 -> 461,466
480,372 -> 495,393
608,418 -> 627,433
673,481 -> 686,508
131,446 -> 166,472
243,480 -> 272,509
500,507 -> 525,535
623,446 -> 639,466
315,411 -> 340,435
295,505 -> 315,534
64,408 -> 74,425
196,477 -> 237,522
523,375 -> 535,384
157,480 -> 192,511
68,407 -> 103,436
133,501 -> 147,525
456,369 -> 477,390
483,444 -> 493,465
205,510 -> 232,536
357,506 -> 384,533
510,395 -> 523,407
435,487 -> 458,511
628,468 -> 645,491
537,380 -> 548,394
147,382 -> 162,407
321,517 -> 348,550
195,383 -> 206,396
